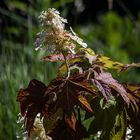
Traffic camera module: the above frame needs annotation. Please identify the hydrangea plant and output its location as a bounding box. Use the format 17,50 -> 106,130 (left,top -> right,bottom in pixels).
16,8 -> 140,140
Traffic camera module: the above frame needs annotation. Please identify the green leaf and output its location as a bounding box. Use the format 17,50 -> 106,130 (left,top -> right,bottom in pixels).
100,96 -> 116,109
97,55 -> 123,71
97,55 -> 140,72
58,57 -> 91,76
110,110 -> 127,140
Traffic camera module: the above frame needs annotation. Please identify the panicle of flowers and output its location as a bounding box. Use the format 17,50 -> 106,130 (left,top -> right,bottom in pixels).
31,114 -> 52,140
16,113 -> 28,140
68,27 -> 87,48
34,8 -> 87,54
39,8 -> 67,30
17,113 -> 51,140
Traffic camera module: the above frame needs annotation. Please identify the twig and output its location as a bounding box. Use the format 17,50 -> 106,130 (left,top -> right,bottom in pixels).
62,51 -> 70,78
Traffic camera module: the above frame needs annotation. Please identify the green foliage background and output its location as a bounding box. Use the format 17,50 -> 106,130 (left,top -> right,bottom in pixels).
0,0 -> 140,139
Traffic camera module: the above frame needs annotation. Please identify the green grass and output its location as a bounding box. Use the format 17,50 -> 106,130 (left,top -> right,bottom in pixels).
0,40 -> 58,139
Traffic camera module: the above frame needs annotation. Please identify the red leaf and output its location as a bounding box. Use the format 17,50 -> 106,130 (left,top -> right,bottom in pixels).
92,79 -> 111,100
65,113 -> 77,131
46,74 -> 96,116
78,95 -> 93,112
16,74 -> 96,137
92,72 -> 130,104
42,53 -> 80,62
119,63 -> 140,72
124,84 -> 140,112
16,79 -> 47,136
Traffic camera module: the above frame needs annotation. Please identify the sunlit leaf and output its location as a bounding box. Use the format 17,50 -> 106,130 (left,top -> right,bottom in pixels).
80,48 -> 95,56
65,112 -> 77,130
58,57 -> 83,76
100,96 -> 116,109
42,53 -> 80,62
97,55 -> 123,71
92,71 -> 130,104
58,57 -> 91,76
97,55 -> 140,72
79,48 -> 97,64
92,79 -> 111,100
78,95 -> 93,112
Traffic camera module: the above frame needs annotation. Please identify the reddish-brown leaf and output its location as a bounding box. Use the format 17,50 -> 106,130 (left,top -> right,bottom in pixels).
16,75 -> 95,137
48,119 -> 89,140
119,63 -> 140,72
16,79 -> 47,136
78,95 -> 93,112
124,84 -> 140,112
45,74 -> 96,116
42,53 -> 80,62
93,72 -> 130,104
65,113 -> 77,131
92,79 -> 111,100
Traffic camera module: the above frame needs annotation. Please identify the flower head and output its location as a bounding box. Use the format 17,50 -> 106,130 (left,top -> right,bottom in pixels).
39,8 -> 67,29
17,113 -> 51,140
34,8 -> 87,54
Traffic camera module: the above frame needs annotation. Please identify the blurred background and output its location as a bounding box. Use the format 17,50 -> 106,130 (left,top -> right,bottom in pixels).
0,0 -> 140,139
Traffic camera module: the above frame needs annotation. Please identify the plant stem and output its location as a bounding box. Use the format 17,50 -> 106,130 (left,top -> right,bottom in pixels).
87,70 -> 91,80
62,51 -> 70,78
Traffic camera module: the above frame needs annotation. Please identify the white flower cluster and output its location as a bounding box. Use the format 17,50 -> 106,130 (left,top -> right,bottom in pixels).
68,27 -> 87,48
39,8 -> 67,30
17,113 -> 51,140
16,114 -> 28,140
34,8 -> 87,53
31,114 -> 52,140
